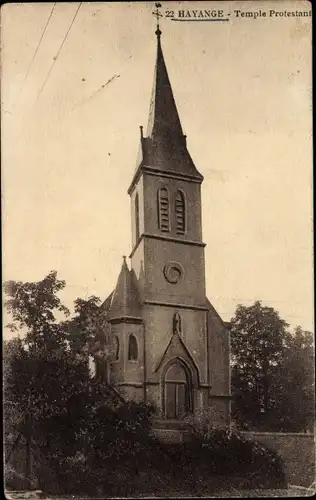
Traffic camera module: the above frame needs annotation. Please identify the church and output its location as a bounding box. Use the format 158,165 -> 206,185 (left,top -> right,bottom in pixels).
97,24 -> 231,427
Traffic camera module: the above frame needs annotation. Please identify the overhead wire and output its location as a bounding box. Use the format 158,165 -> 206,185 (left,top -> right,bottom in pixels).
34,2 -> 82,106
19,3 -> 56,96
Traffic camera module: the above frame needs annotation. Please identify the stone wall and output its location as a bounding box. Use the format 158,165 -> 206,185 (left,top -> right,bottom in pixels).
5,440 -> 37,490
241,431 -> 315,488
151,427 -> 315,488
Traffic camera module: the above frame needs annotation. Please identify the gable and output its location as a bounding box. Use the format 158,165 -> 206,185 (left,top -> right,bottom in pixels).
154,332 -> 200,384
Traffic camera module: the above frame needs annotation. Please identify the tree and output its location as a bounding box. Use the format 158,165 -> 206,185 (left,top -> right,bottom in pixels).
3,272 -> 118,490
230,301 -> 289,430
65,296 -> 103,353
3,338 -> 26,440
271,327 -> 315,432
63,295 -> 116,380
231,302 -> 315,432
3,272 -> 161,495
4,270 -> 69,351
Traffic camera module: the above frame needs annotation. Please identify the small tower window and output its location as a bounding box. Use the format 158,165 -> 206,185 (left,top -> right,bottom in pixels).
113,335 -> 119,360
135,193 -> 140,241
175,190 -> 186,234
128,334 -> 138,361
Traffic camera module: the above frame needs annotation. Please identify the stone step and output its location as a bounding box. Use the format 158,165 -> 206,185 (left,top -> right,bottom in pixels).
152,418 -> 190,430
151,427 -> 191,443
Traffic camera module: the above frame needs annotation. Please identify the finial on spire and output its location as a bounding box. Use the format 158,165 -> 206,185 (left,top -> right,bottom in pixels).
153,3 -> 162,38
123,255 -> 127,262
140,125 -> 143,139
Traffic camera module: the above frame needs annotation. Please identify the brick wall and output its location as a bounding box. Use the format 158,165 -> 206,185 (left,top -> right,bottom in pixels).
241,432 -> 315,487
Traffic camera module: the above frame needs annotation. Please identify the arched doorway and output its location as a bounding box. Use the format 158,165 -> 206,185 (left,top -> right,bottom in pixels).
164,361 -> 192,419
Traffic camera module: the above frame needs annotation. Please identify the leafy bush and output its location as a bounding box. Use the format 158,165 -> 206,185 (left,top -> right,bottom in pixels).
42,401 -> 286,496
40,401 -> 157,495
198,429 -> 284,486
178,409 -> 287,490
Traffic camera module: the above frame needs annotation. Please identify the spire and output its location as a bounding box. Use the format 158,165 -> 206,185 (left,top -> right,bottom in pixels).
128,15 -> 203,194
108,256 -> 142,321
147,26 -> 184,141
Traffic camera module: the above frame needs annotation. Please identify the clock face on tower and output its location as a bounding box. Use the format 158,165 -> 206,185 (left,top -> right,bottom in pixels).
163,261 -> 184,284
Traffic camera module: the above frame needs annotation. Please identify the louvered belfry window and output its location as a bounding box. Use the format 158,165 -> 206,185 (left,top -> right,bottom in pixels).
175,190 -> 186,234
158,187 -> 170,232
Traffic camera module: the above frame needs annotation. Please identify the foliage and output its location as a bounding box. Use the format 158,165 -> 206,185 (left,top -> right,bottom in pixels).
230,301 -> 314,431
62,295 -> 116,379
51,416 -> 287,496
183,407 -> 228,438
65,296 -> 103,352
4,272 -> 85,426
3,272 -> 163,496
181,410 -> 286,490
270,326 -> 315,432
41,401 -> 157,495
87,401 -> 156,464
4,333 -> 121,492
3,338 -> 25,433
4,271 -> 69,350
3,273 -> 310,495
3,272 -> 121,494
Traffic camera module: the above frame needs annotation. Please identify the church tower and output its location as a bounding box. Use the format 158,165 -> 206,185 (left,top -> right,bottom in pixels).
101,24 -> 231,426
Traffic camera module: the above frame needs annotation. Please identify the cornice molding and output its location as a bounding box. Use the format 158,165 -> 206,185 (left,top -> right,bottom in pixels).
143,166 -> 203,183
109,316 -> 143,325
113,382 -> 228,393
128,164 -> 203,195
144,232 -> 206,247
129,232 -> 206,258
143,299 -> 208,312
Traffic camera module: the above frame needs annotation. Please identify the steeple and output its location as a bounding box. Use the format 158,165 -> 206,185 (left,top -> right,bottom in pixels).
128,23 -> 203,194
147,27 -> 184,142
108,256 -> 142,322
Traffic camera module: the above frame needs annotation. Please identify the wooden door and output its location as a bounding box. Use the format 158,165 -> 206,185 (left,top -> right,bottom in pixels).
165,362 -> 190,419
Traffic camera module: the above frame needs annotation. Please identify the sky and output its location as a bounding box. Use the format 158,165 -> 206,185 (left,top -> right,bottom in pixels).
1,1 -> 313,339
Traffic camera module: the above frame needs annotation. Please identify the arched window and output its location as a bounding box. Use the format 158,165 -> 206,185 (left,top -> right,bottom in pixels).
128,334 -> 138,361
175,190 -> 186,234
113,335 -> 120,361
157,187 -> 170,232
135,193 -> 140,241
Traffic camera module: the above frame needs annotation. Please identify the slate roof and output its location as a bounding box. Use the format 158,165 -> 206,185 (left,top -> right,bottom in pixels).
128,29 -> 203,194
107,256 -> 142,321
